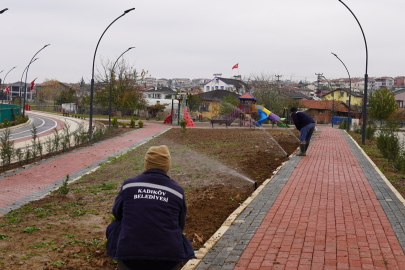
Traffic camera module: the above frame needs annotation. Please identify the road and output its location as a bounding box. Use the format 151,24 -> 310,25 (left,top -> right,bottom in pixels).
7,112 -> 58,141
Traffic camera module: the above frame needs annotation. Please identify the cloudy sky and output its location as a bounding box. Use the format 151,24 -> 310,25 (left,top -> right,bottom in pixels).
1,0 -> 404,85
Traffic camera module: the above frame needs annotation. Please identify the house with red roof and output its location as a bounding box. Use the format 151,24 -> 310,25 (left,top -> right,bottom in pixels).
299,99 -> 357,124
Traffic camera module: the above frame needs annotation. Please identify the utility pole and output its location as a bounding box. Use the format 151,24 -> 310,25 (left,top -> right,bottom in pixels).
315,73 -> 323,97
275,75 -> 282,91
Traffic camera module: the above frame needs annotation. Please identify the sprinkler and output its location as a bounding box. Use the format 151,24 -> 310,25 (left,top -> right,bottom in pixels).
254,181 -> 257,191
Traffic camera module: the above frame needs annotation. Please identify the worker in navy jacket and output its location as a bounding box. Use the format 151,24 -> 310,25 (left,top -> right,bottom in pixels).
290,107 -> 315,156
106,145 -> 196,270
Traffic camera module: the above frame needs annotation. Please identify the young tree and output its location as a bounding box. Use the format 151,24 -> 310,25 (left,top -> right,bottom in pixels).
94,58 -> 147,113
219,94 -> 239,115
186,93 -> 202,113
369,88 -> 398,125
247,73 -> 300,116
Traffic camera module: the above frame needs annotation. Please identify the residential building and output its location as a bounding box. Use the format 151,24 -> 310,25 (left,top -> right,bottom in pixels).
203,77 -> 249,94
394,88 -> 405,108
394,76 -> 405,87
143,86 -> 177,107
375,77 -> 394,89
7,81 -> 35,101
323,88 -> 363,106
199,90 -> 240,119
299,99 -> 353,124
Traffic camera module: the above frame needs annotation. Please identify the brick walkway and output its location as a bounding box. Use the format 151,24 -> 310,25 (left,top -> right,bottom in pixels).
0,123 -> 168,215
195,127 -> 405,270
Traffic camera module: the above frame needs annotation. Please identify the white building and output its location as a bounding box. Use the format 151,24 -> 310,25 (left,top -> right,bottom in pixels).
203,77 -> 249,94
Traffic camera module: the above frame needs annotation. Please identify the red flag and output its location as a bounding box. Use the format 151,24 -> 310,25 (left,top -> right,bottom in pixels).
232,63 -> 238,70
4,86 -> 9,95
30,78 -> 38,90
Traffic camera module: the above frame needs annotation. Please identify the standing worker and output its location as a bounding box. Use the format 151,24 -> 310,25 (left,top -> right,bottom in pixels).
290,107 -> 315,156
106,145 -> 196,270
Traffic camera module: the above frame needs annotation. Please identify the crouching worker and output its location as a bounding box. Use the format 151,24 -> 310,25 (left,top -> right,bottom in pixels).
290,107 -> 315,156
106,145 -> 196,270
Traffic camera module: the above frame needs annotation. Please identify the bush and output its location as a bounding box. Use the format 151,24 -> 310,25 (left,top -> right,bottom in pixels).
58,175 -> 70,194
377,121 -> 399,162
138,120 -> 144,128
365,123 -> 376,140
129,118 -> 135,128
180,119 -> 187,133
121,122 -> 127,128
111,117 -> 119,128
338,119 -> 348,130
3,119 -> 10,128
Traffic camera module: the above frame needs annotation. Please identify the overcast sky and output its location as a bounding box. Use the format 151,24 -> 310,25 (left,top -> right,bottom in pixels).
1,0 -> 404,85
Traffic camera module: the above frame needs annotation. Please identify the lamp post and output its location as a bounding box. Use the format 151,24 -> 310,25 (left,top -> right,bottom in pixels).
108,47 -> 135,127
2,66 -> 16,103
22,44 -> 50,117
88,8 -> 135,142
19,58 -> 38,107
331,52 -> 352,131
322,76 -> 335,127
338,0 -> 368,145
0,8 -> 8,14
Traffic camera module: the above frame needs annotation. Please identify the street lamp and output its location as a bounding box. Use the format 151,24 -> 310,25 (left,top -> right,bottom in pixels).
322,76 -> 335,127
108,47 -> 135,127
19,58 -> 38,107
338,0 -> 369,145
0,8 -> 8,14
88,8 -> 135,142
332,52 -> 352,131
22,44 -> 50,117
2,66 -> 16,103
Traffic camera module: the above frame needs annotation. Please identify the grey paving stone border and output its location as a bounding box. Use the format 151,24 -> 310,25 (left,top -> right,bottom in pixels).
194,155 -> 301,270
342,130 -> 405,252
0,126 -> 170,215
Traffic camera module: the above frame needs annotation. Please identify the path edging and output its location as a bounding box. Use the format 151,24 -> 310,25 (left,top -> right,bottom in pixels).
345,130 -> 405,207
182,161 -> 288,270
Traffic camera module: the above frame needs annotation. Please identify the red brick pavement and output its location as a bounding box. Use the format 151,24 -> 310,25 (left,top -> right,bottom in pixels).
235,127 -> 405,270
0,123 -> 167,214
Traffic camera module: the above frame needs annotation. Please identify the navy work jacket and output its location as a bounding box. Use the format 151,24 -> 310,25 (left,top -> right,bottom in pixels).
291,111 -> 315,131
106,168 -> 195,262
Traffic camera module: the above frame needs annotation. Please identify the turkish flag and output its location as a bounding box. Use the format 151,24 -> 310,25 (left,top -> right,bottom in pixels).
232,63 -> 238,70
30,78 -> 37,90
4,86 -> 9,94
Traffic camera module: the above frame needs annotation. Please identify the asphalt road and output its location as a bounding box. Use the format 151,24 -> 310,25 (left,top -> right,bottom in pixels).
6,112 -> 58,141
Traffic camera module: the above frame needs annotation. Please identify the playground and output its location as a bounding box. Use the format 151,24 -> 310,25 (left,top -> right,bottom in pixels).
0,127 -> 299,270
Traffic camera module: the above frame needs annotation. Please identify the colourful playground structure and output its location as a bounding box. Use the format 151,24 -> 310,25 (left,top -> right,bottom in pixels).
164,106 -> 195,127
210,93 -> 290,128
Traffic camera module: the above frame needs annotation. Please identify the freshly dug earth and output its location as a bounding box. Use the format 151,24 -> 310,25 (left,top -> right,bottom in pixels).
0,128 -> 299,270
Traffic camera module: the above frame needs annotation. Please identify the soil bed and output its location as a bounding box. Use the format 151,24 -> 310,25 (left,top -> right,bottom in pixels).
0,128 -> 299,269
0,123 -> 134,174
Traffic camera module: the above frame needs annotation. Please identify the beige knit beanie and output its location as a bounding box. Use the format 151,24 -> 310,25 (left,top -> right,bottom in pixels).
144,145 -> 171,172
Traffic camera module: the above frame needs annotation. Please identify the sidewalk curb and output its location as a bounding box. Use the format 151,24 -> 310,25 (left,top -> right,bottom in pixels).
182,162 -> 287,270
345,130 -> 405,207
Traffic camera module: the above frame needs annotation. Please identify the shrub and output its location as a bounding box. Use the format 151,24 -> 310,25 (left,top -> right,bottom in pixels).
338,119 -> 348,130
58,175 -> 70,195
3,119 -> 10,128
121,122 -> 127,128
377,121 -> 399,162
111,117 -> 118,128
180,119 -> 187,133
0,128 -> 14,167
365,123 -> 376,140
129,118 -> 135,128
138,120 -> 144,128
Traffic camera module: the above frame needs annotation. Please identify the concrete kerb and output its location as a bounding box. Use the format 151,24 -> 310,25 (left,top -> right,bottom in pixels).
0,126 -> 171,215
344,130 -> 405,207
182,162 -> 287,270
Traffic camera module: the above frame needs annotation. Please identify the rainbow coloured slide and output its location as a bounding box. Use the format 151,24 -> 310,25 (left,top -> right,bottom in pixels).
255,105 -> 290,127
